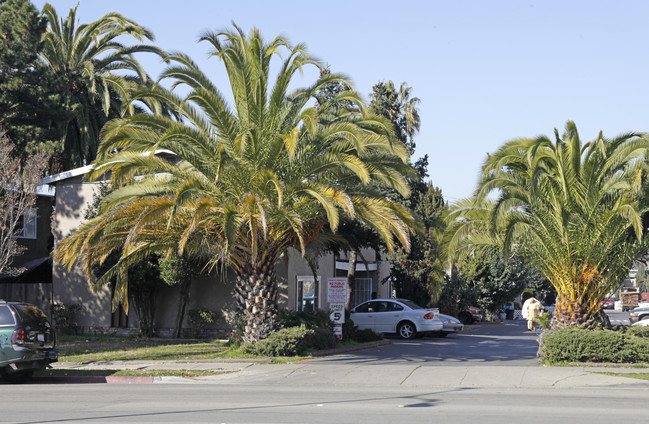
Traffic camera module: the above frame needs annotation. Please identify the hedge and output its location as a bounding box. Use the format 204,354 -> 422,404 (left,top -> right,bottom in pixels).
541,327 -> 649,364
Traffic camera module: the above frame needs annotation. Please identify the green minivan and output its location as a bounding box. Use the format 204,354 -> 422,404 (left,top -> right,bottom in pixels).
0,301 -> 58,383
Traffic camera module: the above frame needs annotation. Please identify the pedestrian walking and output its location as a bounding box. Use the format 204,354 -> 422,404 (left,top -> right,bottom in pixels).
525,298 -> 542,331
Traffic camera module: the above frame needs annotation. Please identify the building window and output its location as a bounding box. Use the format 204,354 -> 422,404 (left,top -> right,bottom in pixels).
14,207 -> 37,239
296,276 -> 320,312
352,278 -> 373,307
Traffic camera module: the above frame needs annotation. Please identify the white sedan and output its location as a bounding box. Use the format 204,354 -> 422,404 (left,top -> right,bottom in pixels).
350,298 -> 443,339
438,313 -> 464,337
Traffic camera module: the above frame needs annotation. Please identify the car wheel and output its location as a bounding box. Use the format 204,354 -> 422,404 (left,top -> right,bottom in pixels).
641,315 -> 649,321
0,368 -> 34,384
397,321 -> 416,339
438,331 -> 449,338
458,311 -> 473,325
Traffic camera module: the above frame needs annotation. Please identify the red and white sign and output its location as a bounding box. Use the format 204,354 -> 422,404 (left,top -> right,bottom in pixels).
327,278 -> 348,303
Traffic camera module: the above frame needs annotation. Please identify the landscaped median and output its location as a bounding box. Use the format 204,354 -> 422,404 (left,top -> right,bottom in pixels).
539,325 -> 649,366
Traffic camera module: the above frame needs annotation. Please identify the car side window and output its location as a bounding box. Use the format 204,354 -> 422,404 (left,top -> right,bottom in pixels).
354,302 -> 371,313
0,305 -> 16,326
388,302 -> 404,312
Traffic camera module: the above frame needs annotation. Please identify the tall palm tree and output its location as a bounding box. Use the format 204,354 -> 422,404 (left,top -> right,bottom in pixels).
39,3 -> 164,170
54,25 -> 416,342
446,122 -> 649,328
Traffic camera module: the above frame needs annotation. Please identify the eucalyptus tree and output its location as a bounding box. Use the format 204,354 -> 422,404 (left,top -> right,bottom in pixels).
55,25 -> 415,343
446,121 -> 649,328
39,3 -> 164,169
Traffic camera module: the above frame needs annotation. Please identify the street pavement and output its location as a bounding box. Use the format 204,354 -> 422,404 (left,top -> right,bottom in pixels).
42,318 -> 649,390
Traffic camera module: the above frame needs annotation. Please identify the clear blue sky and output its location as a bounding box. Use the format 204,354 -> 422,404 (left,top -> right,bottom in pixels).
32,0 -> 649,202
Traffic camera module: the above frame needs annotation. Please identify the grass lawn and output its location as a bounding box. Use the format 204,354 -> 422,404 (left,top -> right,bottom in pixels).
57,334 -> 261,362
56,334 -> 310,363
594,372 -> 649,381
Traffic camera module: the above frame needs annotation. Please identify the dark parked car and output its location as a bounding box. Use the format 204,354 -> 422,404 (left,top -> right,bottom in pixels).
0,301 -> 58,383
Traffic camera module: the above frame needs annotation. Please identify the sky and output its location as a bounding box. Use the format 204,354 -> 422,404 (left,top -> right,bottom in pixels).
31,0 -> 649,202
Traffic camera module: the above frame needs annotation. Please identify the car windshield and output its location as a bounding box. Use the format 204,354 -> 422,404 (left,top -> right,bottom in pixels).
399,300 -> 424,310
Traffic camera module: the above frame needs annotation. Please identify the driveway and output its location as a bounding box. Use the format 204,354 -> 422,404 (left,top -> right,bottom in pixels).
314,319 -> 540,366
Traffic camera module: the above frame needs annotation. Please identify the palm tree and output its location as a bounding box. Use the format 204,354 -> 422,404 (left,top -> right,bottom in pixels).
446,121 -> 649,328
54,25 -> 416,342
39,3 -> 164,170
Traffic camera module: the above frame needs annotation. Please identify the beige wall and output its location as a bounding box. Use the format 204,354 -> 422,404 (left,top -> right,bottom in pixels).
52,177 -> 112,329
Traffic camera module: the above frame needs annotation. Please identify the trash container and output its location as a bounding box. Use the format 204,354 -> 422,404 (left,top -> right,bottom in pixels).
505,309 -> 514,320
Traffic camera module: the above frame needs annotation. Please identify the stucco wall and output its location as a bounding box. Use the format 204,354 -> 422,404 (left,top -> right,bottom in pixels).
52,178 -> 112,329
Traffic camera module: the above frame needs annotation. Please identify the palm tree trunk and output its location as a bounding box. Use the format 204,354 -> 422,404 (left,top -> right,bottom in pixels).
551,293 -> 605,330
233,258 -> 279,343
345,250 -> 357,313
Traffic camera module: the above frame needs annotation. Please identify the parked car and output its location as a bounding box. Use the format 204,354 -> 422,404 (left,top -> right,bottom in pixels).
632,319 -> 649,327
600,297 -> 616,310
629,305 -> 649,324
0,301 -> 58,383
350,298 -> 443,339
457,306 -> 483,325
436,313 -> 464,337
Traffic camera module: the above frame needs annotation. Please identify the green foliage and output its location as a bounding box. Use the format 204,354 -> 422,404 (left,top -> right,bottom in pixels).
389,180 -> 447,306
242,325 -> 334,357
521,288 -> 534,303
40,3 -> 164,169
369,80 -> 420,153
187,309 -> 219,339
538,311 -> 552,330
636,264 -> 649,292
278,309 -> 333,331
51,303 -> 82,335
627,326 -> 649,338
541,328 -> 649,364
55,24 -> 415,344
448,122 -> 649,327
341,319 -> 383,343
443,247 -> 534,319
0,0 -> 65,166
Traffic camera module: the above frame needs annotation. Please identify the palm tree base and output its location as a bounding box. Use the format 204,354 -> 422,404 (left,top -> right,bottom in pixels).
234,261 -> 279,343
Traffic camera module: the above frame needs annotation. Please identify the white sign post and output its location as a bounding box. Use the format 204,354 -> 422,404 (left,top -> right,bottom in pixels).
327,278 -> 348,339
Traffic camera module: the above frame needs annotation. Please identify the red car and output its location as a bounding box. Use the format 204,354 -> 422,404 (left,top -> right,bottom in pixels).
600,298 -> 615,309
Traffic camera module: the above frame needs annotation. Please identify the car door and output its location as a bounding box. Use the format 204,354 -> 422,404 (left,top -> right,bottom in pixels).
0,305 -> 17,366
374,301 -> 404,332
350,301 -> 379,331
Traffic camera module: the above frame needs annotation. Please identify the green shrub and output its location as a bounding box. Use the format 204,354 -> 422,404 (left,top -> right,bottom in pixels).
628,326 -> 649,338
521,288 -> 534,304
341,319 -> 383,343
541,328 -> 649,364
353,328 -> 384,343
277,309 -> 333,331
538,312 -> 552,330
243,325 -> 329,356
187,309 -> 219,339
51,303 -> 82,335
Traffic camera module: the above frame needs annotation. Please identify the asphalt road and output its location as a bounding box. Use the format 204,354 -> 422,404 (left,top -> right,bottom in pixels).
2,382 -> 647,424
314,319 -> 541,366
1,316 -> 646,424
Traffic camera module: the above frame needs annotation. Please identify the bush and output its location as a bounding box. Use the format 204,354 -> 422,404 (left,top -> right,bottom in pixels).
628,326 -> 649,338
242,325 -> 333,356
277,309 -> 333,331
51,303 -> 82,335
341,319 -> 383,343
187,309 -> 219,339
541,328 -> 649,364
